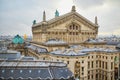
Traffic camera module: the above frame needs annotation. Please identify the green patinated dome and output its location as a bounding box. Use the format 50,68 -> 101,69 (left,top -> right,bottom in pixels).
12,35 -> 24,44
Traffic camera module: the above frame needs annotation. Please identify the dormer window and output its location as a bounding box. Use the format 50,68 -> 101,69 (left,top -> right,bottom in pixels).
11,70 -> 14,73
29,70 -> 32,73
20,70 -> 22,73
38,70 -> 41,73
2,70 -> 5,73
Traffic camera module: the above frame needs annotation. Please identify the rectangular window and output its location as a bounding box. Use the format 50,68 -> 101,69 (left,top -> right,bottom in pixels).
106,56 -> 107,59
82,67 -> 84,71
92,61 -> 94,68
67,61 -> 69,64
102,62 -> 104,69
111,62 -> 113,69
96,61 -> 98,67
91,75 -> 93,79
88,71 -> 90,74
92,56 -> 93,58
99,61 -> 101,68
106,62 -> 107,69
82,60 -> 84,63
88,75 -> 90,79
96,74 -> 98,79
88,62 -> 90,69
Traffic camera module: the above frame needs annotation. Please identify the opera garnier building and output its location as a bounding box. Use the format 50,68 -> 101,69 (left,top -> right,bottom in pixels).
30,6 -> 120,80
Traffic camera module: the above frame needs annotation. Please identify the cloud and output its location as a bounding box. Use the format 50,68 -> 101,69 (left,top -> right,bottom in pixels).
74,0 -> 105,9
0,0 -> 120,36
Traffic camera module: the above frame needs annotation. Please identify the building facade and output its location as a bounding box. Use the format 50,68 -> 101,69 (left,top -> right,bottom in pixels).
32,6 -> 99,44
26,43 -> 119,80
30,5 -> 120,80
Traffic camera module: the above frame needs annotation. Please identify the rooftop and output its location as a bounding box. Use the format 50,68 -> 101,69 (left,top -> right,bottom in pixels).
26,44 -> 48,53
44,39 -> 67,45
12,35 -> 24,44
0,50 -> 21,60
0,60 -> 66,67
50,46 -> 118,56
50,49 -> 88,56
0,60 -> 73,79
84,38 -> 106,44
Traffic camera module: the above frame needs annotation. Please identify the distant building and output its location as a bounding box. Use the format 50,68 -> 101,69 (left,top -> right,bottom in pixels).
9,34 -> 27,55
12,35 -> 24,44
0,50 -> 21,60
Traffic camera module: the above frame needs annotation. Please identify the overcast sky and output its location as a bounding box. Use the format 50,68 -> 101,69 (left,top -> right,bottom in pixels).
0,0 -> 120,36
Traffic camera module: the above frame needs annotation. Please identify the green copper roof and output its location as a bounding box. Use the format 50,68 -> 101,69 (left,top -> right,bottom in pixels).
55,10 -> 59,17
12,35 -> 24,44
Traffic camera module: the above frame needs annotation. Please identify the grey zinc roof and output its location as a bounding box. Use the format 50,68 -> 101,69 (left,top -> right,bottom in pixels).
50,47 -> 118,56
80,48 -> 118,53
116,43 -> 120,48
0,68 -> 52,79
107,41 -> 120,45
50,67 -> 73,79
44,39 -> 67,45
27,44 -> 48,53
85,38 -> 106,43
0,60 -> 67,67
0,50 -> 21,59
50,49 -> 88,56
0,60 -> 73,79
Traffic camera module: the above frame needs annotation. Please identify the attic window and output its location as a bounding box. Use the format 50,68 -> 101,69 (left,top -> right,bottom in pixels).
20,70 -> 22,73
29,70 -> 32,73
11,70 -> 14,73
38,70 -> 41,73
2,70 -> 5,73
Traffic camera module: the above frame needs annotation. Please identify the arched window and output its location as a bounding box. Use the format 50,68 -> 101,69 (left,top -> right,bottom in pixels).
69,25 -> 72,30
68,24 -> 80,30
76,26 -> 78,30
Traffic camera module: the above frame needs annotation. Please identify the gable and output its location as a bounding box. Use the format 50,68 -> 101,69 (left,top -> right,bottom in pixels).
33,10 -> 98,33
46,12 -> 97,32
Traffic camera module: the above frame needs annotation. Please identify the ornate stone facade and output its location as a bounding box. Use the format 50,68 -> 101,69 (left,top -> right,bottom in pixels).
32,6 -> 99,44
